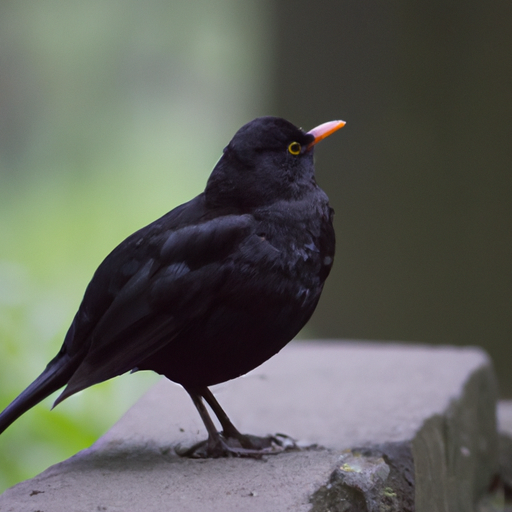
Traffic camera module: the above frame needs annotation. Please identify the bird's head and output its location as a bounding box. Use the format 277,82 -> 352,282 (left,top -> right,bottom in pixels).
204,116 -> 345,210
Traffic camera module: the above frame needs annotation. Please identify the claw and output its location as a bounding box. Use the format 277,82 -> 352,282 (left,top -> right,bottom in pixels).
175,432 -> 298,459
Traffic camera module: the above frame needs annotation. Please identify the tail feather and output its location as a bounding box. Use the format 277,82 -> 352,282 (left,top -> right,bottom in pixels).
0,354 -> 77,435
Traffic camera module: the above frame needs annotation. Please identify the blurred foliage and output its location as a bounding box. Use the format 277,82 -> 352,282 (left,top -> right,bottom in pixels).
0,0 -> 271,492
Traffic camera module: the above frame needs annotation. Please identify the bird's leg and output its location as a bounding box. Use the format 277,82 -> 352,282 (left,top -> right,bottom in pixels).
200,386 -> 277,451
182,388 -> 226,457
176,386 -> 297,458
199,386 -> 245,439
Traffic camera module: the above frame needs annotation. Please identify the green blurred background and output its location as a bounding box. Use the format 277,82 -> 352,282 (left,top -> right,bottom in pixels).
0,0 -> 511,492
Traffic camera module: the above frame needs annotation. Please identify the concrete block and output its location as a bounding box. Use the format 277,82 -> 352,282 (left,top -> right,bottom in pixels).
0,341 -> 499,511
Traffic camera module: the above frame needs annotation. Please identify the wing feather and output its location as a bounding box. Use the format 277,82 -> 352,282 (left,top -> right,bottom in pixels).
55,211 -> 255,403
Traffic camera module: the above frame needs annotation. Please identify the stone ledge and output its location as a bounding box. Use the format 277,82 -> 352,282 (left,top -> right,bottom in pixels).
0,341 -> 499,511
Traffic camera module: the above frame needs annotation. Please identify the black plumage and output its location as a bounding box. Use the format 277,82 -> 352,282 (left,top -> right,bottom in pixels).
0,116 -> 344,457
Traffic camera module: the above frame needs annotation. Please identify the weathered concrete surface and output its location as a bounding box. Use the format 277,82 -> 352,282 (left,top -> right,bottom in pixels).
498,401 -> 512,437
0,341 -> 499,511
497,401 -> 512,504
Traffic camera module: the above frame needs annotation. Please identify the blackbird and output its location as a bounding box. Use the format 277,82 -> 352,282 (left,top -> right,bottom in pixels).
0,116 -> 345,457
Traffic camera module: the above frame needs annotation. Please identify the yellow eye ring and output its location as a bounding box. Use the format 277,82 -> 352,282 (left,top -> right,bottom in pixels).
288,142 -> 301,155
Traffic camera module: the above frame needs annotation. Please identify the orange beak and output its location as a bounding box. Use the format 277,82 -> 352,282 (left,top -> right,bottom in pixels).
306,120 -> 346,150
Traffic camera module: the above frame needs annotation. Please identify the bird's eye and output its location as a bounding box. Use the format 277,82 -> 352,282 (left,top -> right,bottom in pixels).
288,142 -> 301,155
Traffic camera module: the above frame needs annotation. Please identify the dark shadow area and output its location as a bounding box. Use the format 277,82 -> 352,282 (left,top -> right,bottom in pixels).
273,0 -> 512,395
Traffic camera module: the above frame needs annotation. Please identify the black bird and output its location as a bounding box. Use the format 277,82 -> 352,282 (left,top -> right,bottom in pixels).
0,116 -> 344,457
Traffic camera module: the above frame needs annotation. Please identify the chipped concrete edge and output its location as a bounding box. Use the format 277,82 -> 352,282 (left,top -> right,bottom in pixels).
309,354 -> 499,512
413,358 -> 499,512
309,442 -> 415,512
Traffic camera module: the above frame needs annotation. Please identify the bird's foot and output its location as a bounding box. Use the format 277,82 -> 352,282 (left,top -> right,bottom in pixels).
175,432 -> 298,459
